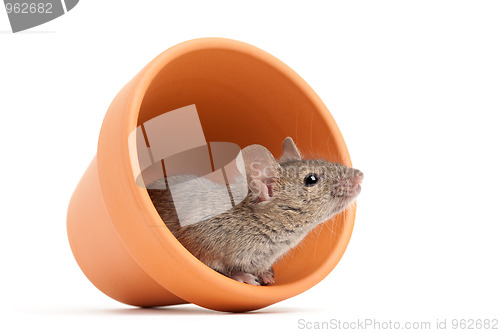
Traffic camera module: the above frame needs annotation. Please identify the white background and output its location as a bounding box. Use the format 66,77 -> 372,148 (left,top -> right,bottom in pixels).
1,1 -> 499,332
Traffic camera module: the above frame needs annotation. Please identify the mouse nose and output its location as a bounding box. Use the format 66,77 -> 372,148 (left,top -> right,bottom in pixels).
353,169 -> 364,184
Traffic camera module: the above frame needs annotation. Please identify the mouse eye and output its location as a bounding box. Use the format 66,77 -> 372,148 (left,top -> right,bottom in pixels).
304,173 -> 320,187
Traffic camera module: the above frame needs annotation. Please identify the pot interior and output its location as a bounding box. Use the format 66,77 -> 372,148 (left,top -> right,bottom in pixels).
132,47 -> 349,285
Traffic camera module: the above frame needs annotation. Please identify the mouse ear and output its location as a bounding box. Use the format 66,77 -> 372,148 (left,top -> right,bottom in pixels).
281,137 -> 302,162
241,144 -> 280,202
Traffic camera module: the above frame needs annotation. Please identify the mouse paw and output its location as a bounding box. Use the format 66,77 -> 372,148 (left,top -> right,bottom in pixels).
230,271 -> 261,286
257,267 -> 275,286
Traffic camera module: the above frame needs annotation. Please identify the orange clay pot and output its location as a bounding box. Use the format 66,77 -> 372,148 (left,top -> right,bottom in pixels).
67,38 -> 356,312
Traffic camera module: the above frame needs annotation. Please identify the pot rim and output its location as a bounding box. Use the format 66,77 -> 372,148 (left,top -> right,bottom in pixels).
96,37 -> 356,311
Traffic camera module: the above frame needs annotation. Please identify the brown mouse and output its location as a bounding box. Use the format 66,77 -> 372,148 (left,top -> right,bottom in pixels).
147,137 -> 363,285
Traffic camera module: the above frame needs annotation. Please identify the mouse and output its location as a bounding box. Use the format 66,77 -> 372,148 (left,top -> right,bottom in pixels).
147,137 -> 363,285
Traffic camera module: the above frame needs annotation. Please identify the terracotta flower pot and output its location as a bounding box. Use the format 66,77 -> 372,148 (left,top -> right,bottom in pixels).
67,38 -> 356,312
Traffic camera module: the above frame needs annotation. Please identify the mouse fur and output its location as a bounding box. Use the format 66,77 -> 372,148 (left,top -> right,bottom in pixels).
147,137 -> 363,285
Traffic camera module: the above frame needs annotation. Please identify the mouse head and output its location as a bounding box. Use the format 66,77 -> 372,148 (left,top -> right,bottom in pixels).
241,137 -> 363,226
